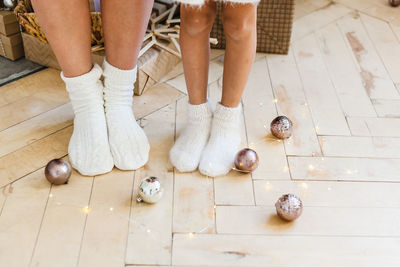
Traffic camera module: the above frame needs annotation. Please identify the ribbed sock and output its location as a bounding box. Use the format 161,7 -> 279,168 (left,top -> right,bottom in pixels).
102,59 -> 150,170
199,102 -> 242,177
61,64 -> 114,176
170,101 -> 212,172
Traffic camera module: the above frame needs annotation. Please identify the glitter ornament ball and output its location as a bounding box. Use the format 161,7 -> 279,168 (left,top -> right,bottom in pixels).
270,116 -> 293,139
45,159 -> 72,185
137,176 -> 164,204
234,148 -> 259,173
3,0 -> 17,8
389,0 -> 400,7
275,194 -> 303,221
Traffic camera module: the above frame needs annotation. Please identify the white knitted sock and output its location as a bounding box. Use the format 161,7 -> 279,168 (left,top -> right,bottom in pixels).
102,60 -> 150,170
170,101 -> 212,172
61,64 -> 114,176
199,102 -> 242,177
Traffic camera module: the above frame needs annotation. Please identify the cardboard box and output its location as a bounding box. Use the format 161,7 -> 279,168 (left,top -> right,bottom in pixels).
135,42 -> 180,95
21,32 -> 180,95
0,32 -> 24,60
0,10 -> 20,36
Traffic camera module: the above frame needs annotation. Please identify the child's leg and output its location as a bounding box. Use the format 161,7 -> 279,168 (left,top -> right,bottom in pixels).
32,0 -> 114,176
199,3 -> 257,177
169,2 -> 217,172
101,0 -> 153,170
180,1 -> 217,104
221,3 -> 257,107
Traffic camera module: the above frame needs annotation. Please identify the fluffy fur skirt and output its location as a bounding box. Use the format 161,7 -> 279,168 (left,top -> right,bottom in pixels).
177,0 -> 260,6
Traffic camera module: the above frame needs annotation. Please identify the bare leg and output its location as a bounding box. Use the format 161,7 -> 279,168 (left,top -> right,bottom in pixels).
169,2 -> 217,172
31,0 -> 114,175
221,3 -> 257,107
198,3 -> 257,177
31,0 -> 92,77
180,1 -> 217,104
101,0 -> 154,69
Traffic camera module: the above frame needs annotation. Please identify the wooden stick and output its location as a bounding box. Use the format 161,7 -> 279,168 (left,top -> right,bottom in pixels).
154,28 -> 177,33
139,39 -> 156,58
168,33 -> 180,39
151,6 -> 173,24
91,45 -> 104,52
171,38 -> 181,54
167,4 -> 178,21
166,18 -> 180,24
143,32 -> 152,42
155,41 -> 181,58
154,32 -> 171,41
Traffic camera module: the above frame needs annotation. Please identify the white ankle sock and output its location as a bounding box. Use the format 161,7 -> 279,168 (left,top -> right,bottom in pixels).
199,102 -> 242,177
102,60 -> 150,170
170,101 -> 212,172
61,64 -> 114,176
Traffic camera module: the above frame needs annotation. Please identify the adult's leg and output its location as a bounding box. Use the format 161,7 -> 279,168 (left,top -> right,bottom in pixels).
169,2 -> 217,172
100,0 -> 154,170
31,0 -> 114,175
101,0 -> 153,69
31,0 -> 92,77
199,3 -> 257,177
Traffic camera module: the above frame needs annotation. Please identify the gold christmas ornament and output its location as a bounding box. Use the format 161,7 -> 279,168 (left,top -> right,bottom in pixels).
234,148 -> 259,173
270,116 -> 293,139
275,194 -> 303,221
389,0 -> 400,7
45,159 -> 72,185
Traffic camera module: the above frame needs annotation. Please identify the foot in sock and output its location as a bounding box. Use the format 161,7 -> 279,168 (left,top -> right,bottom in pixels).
61,64 -> 114,176
102,60 -> 150,170
199,102 -> 242,177
170,101 -> 212,172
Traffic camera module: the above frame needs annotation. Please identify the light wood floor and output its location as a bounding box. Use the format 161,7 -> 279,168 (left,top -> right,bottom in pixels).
1,0 -> 400,266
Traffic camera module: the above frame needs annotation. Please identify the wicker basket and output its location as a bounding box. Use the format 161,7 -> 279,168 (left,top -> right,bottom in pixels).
14,0 -> 104,45
211,0 -> 295,54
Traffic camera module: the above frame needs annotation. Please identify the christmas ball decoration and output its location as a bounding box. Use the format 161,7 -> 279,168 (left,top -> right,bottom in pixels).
137,176 -> 164,204
3,0 -> 17,8
45,159 -> 72,185
234,148 -> 259,173
275,194 -> 303,221
270,116 -> 293,139
389,0 -> 400,7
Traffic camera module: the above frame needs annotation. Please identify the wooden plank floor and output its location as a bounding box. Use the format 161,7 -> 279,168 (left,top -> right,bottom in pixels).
1,1 -> 400,266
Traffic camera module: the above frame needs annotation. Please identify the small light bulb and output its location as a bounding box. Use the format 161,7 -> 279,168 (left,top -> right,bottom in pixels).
82,206 -> 91,213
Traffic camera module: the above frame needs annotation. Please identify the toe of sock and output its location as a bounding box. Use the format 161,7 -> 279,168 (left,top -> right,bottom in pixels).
169,148 -> 200,172
113,152 -> 149,170
199,159 -> 232,177
69,152 -> 114,176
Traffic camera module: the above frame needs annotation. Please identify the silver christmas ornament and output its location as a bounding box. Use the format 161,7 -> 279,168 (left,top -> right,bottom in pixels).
234,148 -> 259,173
3,0 -> 17,8
137,176 -> 164,204
45,159 -> 72,185
275,194 -> 303,221
270,116 -> 293,139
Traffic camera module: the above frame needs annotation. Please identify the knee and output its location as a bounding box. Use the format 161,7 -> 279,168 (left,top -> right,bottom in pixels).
181,6 -> 216,37
222,11 -> 256,41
